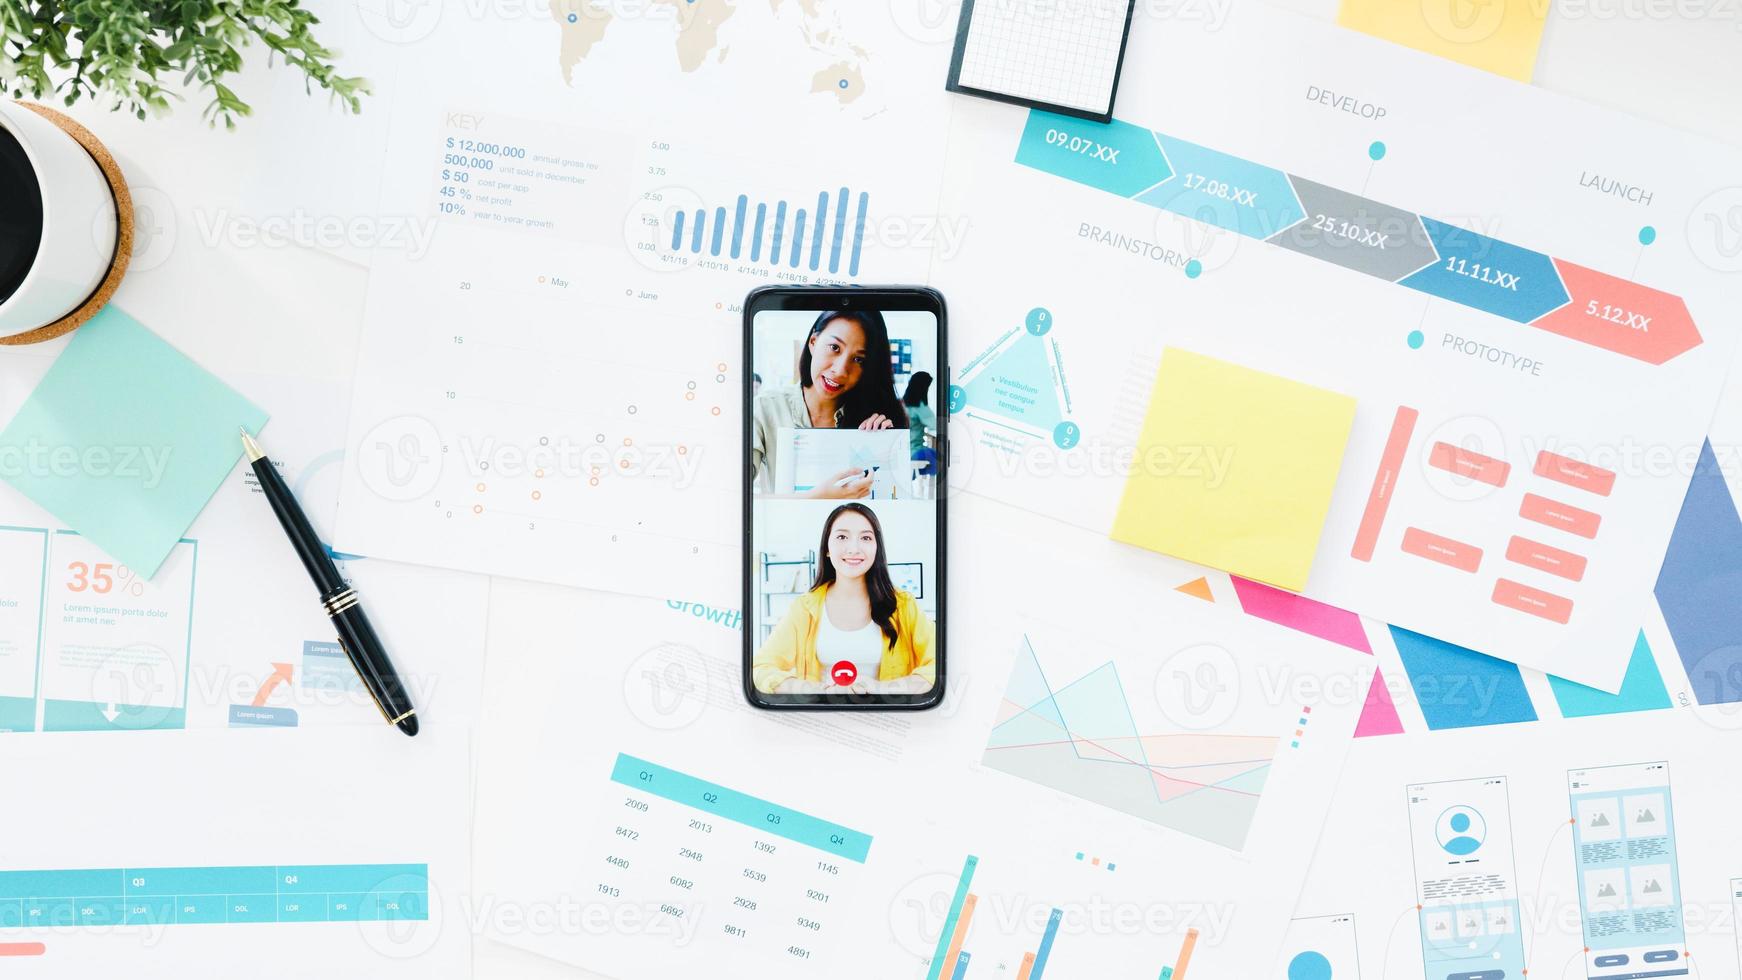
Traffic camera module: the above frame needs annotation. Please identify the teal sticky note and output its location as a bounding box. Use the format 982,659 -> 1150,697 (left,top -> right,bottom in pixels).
0,307 -> 267,578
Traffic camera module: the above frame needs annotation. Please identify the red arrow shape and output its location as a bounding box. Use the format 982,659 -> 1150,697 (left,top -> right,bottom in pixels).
250,662 -> 295,707
1533,260 -> 1701,364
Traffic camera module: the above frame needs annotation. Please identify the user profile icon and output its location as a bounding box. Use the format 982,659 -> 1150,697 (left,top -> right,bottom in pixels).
1436,805 -> 1486,856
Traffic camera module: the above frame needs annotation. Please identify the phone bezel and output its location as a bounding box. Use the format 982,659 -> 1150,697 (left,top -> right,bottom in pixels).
741,285 -> 947,710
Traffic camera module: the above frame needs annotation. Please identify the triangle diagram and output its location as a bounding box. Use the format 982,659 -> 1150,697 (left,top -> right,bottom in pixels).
962,333 -> 1064,431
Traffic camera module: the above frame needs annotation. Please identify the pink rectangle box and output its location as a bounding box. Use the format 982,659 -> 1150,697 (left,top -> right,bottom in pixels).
1505,535 -> 1587,582
1400,527 -> 1483,572
1519,493 -> 1601,539
1429,442 -> 1511,487
1533,451 -> 1616,496
1492,578 -> 1574,624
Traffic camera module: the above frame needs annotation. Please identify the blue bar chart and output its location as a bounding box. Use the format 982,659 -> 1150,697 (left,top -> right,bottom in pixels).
666,187 -> 871,276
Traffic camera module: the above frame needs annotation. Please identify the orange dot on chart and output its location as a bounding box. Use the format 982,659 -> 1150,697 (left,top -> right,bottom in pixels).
475,482 -> 486,492
531,490 -> 542,500
589,477 -> 599,486
535,468 -> 545,478
538,275 -> 546,283
711,406 -> 721,415
714,302 -> 722,310
472,504 -> 483,514
619,460 -> 629,469
677,445 -> 687,454
685,392 -> 695,401
623,437 -> 633,446
716,362 -> 726,371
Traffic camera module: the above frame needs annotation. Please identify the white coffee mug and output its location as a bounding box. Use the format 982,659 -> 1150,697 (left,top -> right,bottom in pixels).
0,101 -> 119,339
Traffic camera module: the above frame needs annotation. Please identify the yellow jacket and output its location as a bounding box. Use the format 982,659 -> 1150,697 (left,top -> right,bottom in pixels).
753,585 -> 935,693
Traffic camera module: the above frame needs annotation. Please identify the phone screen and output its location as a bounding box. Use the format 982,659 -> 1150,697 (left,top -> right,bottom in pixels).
743,288 -> 945,708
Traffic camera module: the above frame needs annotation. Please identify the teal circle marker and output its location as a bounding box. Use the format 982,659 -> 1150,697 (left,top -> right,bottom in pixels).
947,384 -> 966,414
1025,307 -> 1052,336
567,11 -> 578,20
1288,951 -> 1333,980
1639,226 -> 1656,245
838,79 -> 849,89
1368,141 -> 1386,161
1184,259 -> 1202,279
1052,421 -> 1080,449
1407,329 -> 1425,349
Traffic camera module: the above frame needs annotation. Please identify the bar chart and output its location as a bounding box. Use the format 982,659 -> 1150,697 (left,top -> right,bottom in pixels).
666,187 -> 872,276
925,853 -> 1200,979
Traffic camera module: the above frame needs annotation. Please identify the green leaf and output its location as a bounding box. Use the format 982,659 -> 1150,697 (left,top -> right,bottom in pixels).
0,0 -> 368,126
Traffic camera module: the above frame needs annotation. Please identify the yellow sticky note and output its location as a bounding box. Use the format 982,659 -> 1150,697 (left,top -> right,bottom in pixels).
1110,349 -> 1356,592
1337,0 -> 1548,82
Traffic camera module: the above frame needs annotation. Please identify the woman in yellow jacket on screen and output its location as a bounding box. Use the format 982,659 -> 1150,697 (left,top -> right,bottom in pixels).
754,502 -> 935,696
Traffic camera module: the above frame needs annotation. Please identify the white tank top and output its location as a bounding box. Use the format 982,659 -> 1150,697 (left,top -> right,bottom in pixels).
816,612 -> 885,680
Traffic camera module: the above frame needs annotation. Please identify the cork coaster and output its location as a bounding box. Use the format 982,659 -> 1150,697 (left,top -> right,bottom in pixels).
0,101 -> 133,346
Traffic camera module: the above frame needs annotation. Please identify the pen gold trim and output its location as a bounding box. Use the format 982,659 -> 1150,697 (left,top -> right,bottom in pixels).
242,427 -> 419,736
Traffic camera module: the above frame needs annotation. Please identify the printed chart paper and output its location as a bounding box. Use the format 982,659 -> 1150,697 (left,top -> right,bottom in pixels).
932,0 -> 1742,691
0,727 -> 470,977
1293,706 -> 1740,978
472,507 -> 1373,978
333,3 -> 957,604
0,369 -> 489,735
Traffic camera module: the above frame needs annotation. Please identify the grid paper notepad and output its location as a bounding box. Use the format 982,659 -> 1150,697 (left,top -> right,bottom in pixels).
949,0 -> 1135,120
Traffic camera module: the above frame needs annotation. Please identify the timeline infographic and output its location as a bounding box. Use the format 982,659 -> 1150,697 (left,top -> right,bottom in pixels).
931,0 -> 1742,691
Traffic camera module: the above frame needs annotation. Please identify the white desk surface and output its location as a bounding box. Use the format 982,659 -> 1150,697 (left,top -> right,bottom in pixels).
28,1 -> 1740,976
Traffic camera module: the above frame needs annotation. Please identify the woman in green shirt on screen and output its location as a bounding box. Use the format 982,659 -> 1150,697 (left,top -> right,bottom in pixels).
752,310 -> 908,497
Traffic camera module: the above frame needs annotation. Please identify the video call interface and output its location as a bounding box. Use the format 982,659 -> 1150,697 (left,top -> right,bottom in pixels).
748,308 -> 940,699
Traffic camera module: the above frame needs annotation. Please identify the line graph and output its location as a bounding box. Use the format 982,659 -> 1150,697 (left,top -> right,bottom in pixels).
983,634 -> 1279,851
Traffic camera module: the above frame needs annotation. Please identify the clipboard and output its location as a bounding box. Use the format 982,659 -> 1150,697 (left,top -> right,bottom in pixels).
945,0 -> 1137,123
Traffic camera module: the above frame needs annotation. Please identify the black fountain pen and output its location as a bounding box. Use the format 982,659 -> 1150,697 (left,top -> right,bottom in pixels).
242,429 -> 418,736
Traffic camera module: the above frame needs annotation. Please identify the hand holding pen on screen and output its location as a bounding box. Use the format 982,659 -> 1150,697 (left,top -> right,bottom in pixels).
817,467 -> 872,499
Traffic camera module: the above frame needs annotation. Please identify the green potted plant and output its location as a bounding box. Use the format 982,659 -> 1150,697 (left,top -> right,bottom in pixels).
1,0 -> 367,127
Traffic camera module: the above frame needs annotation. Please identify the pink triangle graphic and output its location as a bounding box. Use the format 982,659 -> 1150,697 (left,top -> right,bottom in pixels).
1231,576 -> 1405,737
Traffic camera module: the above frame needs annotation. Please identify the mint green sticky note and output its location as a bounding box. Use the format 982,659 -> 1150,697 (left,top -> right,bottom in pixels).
0,307 -> 267,578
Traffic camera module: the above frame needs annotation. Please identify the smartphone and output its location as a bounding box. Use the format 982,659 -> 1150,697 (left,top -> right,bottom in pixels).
743,286 -> 946,709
